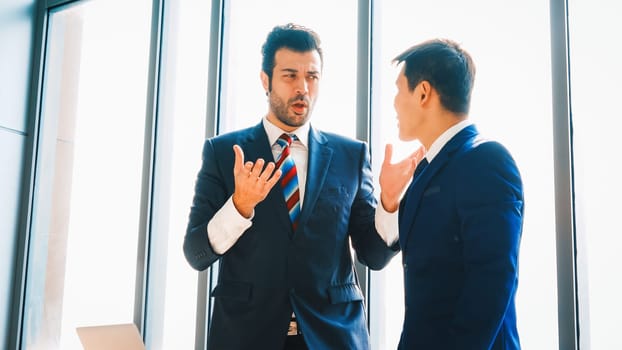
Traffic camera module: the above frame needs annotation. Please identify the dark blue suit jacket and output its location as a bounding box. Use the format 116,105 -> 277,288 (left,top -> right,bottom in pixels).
398,125 -> 524,350
184,122 -> 398,350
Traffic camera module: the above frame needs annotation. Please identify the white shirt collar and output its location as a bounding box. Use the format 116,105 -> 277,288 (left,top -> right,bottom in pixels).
425,119 -> 472,162
262,117 -> 310,148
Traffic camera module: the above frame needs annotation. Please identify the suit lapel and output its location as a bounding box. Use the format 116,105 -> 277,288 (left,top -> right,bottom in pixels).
399,125 -> 479,248
243,122 -> 293,234
297,126 -> 333,232
242,122 -> 274,162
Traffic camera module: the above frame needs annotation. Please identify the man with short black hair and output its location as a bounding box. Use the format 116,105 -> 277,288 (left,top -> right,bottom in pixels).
184,23 -> 417,350
390,39 -> 524,350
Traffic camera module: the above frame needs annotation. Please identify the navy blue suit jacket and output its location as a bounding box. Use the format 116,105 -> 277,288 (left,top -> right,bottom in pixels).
184,122 -> 397,350
398,125 -> 524,350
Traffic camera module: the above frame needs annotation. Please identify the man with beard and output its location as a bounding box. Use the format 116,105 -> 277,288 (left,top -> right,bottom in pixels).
183,23 -> 420,350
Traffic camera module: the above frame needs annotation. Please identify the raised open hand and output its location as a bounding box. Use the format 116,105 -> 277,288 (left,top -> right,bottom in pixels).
232,145 -> 282,218
379,143 -> 426,212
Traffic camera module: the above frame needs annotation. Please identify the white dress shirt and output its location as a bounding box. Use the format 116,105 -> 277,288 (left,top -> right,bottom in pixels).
207,117 -> 398,254
424,119 -> 472,163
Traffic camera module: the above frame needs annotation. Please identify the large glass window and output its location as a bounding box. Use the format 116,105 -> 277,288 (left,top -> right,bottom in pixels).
156,0 -> 211,349
22,1 -> 152,349
369,2 -> 557,349
21,1 -> 616,349
220,0 -> 358,137
569,1 -> 622,348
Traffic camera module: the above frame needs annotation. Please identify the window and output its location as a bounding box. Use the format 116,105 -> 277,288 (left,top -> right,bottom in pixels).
569,0 -> 622,348
156,0 -> 211,348
22,1 -> 152,348
18,1 -> 613,349
220,0 -> 358,137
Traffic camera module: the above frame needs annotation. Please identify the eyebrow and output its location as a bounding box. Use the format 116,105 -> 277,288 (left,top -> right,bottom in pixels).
279,68 -> 320,75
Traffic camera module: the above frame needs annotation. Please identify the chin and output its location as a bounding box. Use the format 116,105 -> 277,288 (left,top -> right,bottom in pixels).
290,114 -> 308,126
398,132 -> 415,142
397,130 -> 405,140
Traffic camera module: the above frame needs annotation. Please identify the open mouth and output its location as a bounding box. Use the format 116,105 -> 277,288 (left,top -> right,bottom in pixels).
291,101 -> 308,115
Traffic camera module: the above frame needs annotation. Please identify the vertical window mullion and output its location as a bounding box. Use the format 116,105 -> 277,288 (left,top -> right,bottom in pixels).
550,0 -> 579,349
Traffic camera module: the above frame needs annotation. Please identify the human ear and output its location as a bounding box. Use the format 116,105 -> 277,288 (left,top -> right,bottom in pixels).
260,71 -> 270,94
419,81 -> 432,102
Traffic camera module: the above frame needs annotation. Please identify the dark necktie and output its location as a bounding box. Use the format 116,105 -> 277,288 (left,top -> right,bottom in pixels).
413,158 -> 428,179
275,133 -> 300,231
399,157 -> 429,224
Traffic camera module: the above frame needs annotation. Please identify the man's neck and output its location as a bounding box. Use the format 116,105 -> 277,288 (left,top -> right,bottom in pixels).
422,113 -> 467,151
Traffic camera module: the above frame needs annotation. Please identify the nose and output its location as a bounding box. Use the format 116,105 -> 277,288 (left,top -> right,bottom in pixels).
295,78 -> 309,95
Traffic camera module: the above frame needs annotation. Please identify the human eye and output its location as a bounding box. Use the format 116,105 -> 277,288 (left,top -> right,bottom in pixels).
283,72 -> 296,81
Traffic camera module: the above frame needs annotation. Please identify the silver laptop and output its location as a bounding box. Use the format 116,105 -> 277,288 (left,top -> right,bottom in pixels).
76,323 -> 145,350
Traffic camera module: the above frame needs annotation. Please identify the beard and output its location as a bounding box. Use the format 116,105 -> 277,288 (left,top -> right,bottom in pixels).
269,92 -> 314,128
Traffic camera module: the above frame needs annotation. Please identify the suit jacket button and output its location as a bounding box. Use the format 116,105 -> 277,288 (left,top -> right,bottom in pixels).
403,263 -> 408,270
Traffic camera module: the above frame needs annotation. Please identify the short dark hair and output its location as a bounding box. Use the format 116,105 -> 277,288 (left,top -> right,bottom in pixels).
393,39 -> 476,115
261,23 -> 323,90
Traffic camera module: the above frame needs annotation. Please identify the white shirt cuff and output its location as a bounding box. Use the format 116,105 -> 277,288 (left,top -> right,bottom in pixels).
375,203 -> 399,246
207,196 -> 253,254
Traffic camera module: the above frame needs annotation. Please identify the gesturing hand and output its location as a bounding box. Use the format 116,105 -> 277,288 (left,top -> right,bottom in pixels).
379,143 -> 426,212
232,145 -> 282,218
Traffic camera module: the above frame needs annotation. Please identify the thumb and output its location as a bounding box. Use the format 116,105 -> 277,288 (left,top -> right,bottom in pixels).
383,144 -> 393,166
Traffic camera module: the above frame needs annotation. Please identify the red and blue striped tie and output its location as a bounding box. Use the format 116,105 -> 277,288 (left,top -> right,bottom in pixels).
275,133 -> 300,231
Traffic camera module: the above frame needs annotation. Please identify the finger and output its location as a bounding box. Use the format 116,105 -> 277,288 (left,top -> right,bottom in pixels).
251,158 -> 265,177
244,161 -> 254,176
383,144 -> 393,166
233,145 -> 245,175
266,168 -> 283,189
403,145 -> 425,166
404,144 -> 423,160
414,145 -> 426,163
258,162 -> 276,181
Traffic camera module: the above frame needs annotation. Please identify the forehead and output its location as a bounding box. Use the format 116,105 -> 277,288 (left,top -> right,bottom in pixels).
273,48 -> 322,71
396,66 -> 408,86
